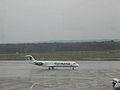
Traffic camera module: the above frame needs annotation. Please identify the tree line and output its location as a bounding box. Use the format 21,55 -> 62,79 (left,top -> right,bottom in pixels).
0,40 -> 120,53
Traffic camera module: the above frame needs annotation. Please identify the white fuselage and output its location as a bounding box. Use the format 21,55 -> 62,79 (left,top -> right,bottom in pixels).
26,55 -> 79,70
34,61 -> 79,67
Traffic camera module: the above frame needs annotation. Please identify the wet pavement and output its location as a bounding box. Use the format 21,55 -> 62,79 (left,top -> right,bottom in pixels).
0,61 -> 119,90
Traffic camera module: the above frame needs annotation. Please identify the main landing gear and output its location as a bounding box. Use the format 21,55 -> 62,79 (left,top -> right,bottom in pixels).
48,67 -> 54,70
72,67 -> 75,70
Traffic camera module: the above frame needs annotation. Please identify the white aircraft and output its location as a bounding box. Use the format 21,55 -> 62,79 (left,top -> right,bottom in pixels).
25,55 -> 79,70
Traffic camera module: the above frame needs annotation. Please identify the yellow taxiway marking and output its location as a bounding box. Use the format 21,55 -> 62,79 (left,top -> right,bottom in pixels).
28,80 -> 52,90
29,82 -> 39,90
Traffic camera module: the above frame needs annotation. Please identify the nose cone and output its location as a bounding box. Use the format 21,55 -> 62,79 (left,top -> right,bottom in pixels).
72,62 -> 79,67
76,63 -> 79,67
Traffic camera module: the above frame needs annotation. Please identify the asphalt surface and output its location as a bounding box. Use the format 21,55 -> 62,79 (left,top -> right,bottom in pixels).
0,61 -> 120,90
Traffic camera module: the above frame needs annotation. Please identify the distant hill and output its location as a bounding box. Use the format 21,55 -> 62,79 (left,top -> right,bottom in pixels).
0,40 -> 120,53
41,39 -> 120,43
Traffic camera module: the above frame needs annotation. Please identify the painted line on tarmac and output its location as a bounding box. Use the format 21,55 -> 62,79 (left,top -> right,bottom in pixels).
28,79 -> 55,90
28,82 -> 39,90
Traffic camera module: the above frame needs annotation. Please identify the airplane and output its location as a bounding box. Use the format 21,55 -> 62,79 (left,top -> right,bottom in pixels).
25,55 -> 79,70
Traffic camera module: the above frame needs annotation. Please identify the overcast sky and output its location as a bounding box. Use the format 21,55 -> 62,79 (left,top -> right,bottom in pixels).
0,0 -> 120,43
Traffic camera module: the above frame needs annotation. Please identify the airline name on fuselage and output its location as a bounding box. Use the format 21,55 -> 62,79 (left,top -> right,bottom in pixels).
54,62 -> 71,65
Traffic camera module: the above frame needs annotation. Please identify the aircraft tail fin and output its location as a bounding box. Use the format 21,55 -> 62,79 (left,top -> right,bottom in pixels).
25,55 -> 37,62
